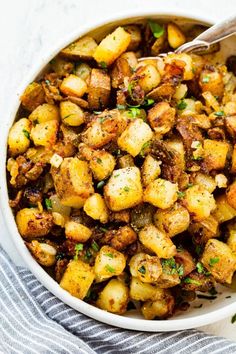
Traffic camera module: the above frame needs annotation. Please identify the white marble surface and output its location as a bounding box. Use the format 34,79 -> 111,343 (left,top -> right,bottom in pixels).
0,0 -> 235,342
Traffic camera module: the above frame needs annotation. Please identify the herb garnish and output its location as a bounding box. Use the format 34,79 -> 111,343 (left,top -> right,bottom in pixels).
123,186 -> 130,192
22,129 -> 30,139
177,191 -> 185,199
140,141 -> 151,157
202,76 -> 210,83
138,265 -> 146,274
91,241 -> 99,252
45,198 -> 52,210
97,181 -> 105,189
96,158 -> 102,164
177,100 -> 187,110
105,253 -> 114,258
214,111 -> 225,117
99,61 -> 107,69
148,20 -> 165,38
209,257 -> 219,266
74,243 -> 83,260
105,264 -> 115,273
184,277 -> 201,286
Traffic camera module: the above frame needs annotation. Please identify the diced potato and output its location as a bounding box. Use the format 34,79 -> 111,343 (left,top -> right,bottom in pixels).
31,120 -> 58,147
157,262 -> 181,288
88,69 -> 111,110
164,53 -> 193,80
174,249 -> 195,277
73,62 -> 91,82
183,185 -> 216,222
226,181 -> 236,209
25,147 -> 53,164
29,103 -> 60,124
124,25 -> 142,51
202,91 -> 220,112
8,118 -> 31,156
129,252 -> 162,283
212,194 -> 236,223
143,178 -> 178,209
225,116 -> 236,138
141,294 -> 174,319
199,69 -> 224,97
224,102 -> 236,115
60,36 -> 98,60
104,167 -> 143,211
141,155 -> 161,187
93,27 -> 131,66
16,208 -> 53,238
194,173 -> 216,193
21,82 -> 45,111
94,245 -> 126,282
60,74 -> 87,98
136,64 -> 161,93
154,203 -> 190,238
227,228 -> 236,254
107,226 -> 137,251
215,174 -> 228,188
147,102 -> 176,136
60,101 -> 84,126
173,83 -> 188,101
50,194 -> 71,216
51,157 -> 94,208
96,279 -> 129,314
111,53 -> 136,88
203,139 -> 229,171
83,193 -> 108,223
188,215 -> 219,243
50,56 -> 74,76
60,259 -> 95,299
165,139 -> 185,170
65,220 -> 92,242
201,239 -> 236,284
118,154 -> 135,168
118,119 -> 153,157
139,224 -> 176,259
27,240 -> 56,267
130,277 -> 165,301
167,22 -> 186,49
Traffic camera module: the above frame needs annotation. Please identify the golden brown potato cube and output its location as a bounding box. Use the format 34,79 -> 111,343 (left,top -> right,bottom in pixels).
8,118 -> 31,156
227,181 -> 236,209
154,203 -> 190,238
227,228 -> 236,254
174,249 -> 195,277
108,226 -> 137,251
225,116 -> 236,138
31,120 -> 58,147
104,167 -> 143,211
111,53 -> 136,88
96,279 -> 129,314
27,241 -> 56,267
60,101 -> 84,126
60,259 -> 95,299
147,102 -> 176,135
89,151 -> 116,181
164,53 -> 193,80
212,194 -> 236,223
74,62 -> 91,82
201,239 -> 236,284
141,155 -> 161,187
94,245 -> 126,282
118,119 -> 153,157
60,36 -> 98,60
83,193 -> 108,224
143,178 -> 178,209
139,225 -> 176,259
50,56 -> 74,76
65,220 -> 92,242
141,293 -> 174,319
60,74 -> 87,98
129,252 -> 162,283
93,27 -> 131,66
51,157 -> 94,208
188,215 -> 219,244
183,185 -> 216,222
130,277 -> 165,301
165,139 -> 185,170
199,69 -> 224,97
88,69 -> 111,110
29,103 -> 60,124
118,154 -> 135,169
124,25 -> 142,51
16,208 -> 53,238
20,82 -> 45,111
193,173 -> 216,193
203,139 -> 229,171
156,266 -> 180,288
167,22 -> 186,49
136,64 -> 161,93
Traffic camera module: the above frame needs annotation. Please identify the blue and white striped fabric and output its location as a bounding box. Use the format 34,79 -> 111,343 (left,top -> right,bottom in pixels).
0,246 -> 236,354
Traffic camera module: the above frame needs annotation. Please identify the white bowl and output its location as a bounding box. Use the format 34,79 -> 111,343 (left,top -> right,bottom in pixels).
1,9 -> 236,332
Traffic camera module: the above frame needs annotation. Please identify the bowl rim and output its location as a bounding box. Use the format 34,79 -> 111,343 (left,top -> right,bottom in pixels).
1,8 -> 236,332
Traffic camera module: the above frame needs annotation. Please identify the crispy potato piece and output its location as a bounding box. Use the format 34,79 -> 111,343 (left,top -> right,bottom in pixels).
118,119 -> 153,157
188,215 -> 219,244
107,226 -> 137,251
154,203 -> 190,238
29,103 -> 60,124
96,279 -> 129,314
139,224 -> 176,259
88,69 -> 111,110
111,52 -> 137,88
203,139 -> 229,171
60,259 -> 95,299
31,120 -> 59,147
94,245 -> 126,282
141,293 -> 174,319
199,69 -> 224,97
213,194 -> 236,223
21,82 -> 45,111
50,56 -> 74,76
60,101 -> 84,126
183,185 -> 216,222
8,118 -> 31,156
51,157 -> 94,208
16,208 -> 53,238
130,277 -> 165,301
201,239 -> 236,284
118,154 -> 135,169
104,167 -> 143,211
93,27 -> 131,66
65,220 -> 92,242
136,64 -> 161,93
129,253 -> 162,283
164,53 -> 193,80
193,173 -> 216,193
60,36 -> 97,60
83,193 -> 108,223
27,241 -> 56,267
226,181 -> 236,209
141,155 -> 161,187
143,178 -> 178,209
175,249 -> 195,277
60,74 -> 87,98
225,116 -> 236,138
124,25 -> 142,51
167,22 -> 186,49
147,102 -> 176,135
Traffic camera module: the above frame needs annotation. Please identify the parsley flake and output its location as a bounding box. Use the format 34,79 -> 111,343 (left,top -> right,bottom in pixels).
91,241 -> 99,252
202,76 -> 210,83
138,265 -> 146,274
214,111 -> 225,117
97,181 -> 105,189
177,100 -> 187,110
105,264 -> 115,273
209,257 -> 220,266
22,129 -> 30,139
148,20 -> 165,39
177,191 -> 185,199
45,198 -> 52,210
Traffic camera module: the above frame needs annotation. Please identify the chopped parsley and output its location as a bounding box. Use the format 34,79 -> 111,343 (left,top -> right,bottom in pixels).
84,249 -> 92,260
96,158 -> 102,164
196,262 -> 204,274
91,241 -> 99,252
202,75 -> 210,83
209,257 -> 220,266
184,277 -> 201,286
177,100 -> 187,110
45,198 -> 52,210
177,191 -> 185,199
128,107 -> 141,118
99,61 -> 107,69
214,111 -> 225,117
105,264 -> 115,273
74,243 -> 83,260
97,180 -> 105,189
22,129 -> 30,139
94,111 -> 102,115
127,82 -> 135,98
45,79 -> 51,85
138,265 -> 146,274
195,245 -> 202,256
162,258 -> 184,276
123,186 -> 130,192
140,141 -> 151,157
100,227 -> 108,233
105,253 -> 114,258
231,314 -> 236,324
142,98 -> 155,107
148,20 -> 165,38
186,183 -> 194,188
116,104 -> 126,110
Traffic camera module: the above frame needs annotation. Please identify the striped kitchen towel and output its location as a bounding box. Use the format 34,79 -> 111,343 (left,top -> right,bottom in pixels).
0,246 -> 236,354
